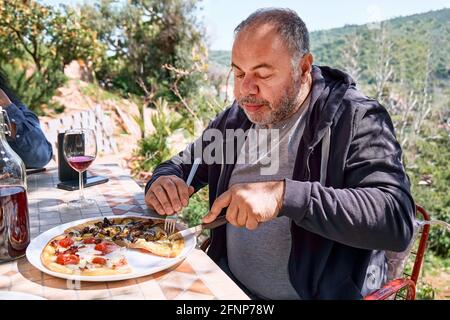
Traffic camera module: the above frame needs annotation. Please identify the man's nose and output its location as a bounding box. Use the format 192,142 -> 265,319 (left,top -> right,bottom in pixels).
240,75 -> 259,96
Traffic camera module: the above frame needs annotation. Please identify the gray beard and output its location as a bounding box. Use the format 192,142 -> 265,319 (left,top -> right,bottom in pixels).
246,78 -> 302,126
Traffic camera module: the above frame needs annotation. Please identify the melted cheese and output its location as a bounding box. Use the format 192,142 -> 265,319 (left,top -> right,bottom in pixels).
77,244 -> 103,262
55,240 -> 127,271
104,248 -> 126,268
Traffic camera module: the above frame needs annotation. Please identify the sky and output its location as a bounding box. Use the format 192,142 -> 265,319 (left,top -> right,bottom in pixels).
42,0 -> 449,50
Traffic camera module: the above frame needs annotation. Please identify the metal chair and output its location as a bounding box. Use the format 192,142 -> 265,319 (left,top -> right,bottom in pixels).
364,205 -> 431,300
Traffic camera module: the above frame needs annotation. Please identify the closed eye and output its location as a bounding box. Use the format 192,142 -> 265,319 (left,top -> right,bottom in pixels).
258,74 -> 273,80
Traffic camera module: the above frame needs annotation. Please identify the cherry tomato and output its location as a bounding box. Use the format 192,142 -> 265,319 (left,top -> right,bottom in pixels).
83,237 -> 96,244
58,237 -> 74,248
94,243 -> 106,252
56,254 -> 80,265
92,257 -> 107,265
95,242 -> 117,254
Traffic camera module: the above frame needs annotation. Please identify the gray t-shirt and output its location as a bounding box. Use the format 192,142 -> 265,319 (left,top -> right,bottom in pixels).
227,94 -> 311,300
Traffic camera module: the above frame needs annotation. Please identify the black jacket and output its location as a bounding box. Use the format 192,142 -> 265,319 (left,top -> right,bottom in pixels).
146,65 -> 415,299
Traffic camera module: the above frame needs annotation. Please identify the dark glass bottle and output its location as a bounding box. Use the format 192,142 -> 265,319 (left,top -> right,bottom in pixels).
0,107 -> 30,262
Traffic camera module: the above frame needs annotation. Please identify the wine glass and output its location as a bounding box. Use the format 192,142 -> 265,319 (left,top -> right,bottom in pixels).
63,128 -> 97,208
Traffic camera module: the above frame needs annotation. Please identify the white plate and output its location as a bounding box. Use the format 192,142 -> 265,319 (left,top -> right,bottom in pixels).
0,291 -> 46,300
26,215 -> 196,282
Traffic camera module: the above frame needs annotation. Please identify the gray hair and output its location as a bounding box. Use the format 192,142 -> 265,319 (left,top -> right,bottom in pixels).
234,8 -> 310,68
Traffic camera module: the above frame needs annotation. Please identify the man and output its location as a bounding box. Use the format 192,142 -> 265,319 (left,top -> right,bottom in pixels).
0,72 -> 53,168
145,8 -> 415,299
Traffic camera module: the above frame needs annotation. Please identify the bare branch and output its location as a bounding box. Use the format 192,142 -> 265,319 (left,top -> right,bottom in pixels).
6,23 -> 42,71
162,63 -> 200,121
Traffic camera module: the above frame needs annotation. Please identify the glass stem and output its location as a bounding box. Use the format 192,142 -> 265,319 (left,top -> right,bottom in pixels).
79,171 -> 85,201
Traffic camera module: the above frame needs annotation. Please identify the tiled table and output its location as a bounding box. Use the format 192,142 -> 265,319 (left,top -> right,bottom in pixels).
0,164 -> 249,300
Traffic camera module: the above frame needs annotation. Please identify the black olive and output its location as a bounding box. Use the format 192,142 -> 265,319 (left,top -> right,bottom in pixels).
136,223 -> 145,230
103,218 -> 112,226
142,230 -> 157,241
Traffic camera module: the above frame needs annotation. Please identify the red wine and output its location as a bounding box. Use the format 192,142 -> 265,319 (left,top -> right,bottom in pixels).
67,155 -> 95,172
0,186 -> 30,261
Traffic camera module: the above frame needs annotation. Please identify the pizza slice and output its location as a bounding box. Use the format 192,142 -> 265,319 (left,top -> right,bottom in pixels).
127,221 -> 184,258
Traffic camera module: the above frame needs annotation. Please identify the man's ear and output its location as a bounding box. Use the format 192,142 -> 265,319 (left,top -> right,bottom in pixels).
300,53 -> 313,84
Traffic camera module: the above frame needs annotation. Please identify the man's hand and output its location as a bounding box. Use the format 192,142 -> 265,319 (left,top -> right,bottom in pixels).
203,181 -> 285,230
0,89 -> 12,107
0,89 -> 16,137
145,175 -> 194,216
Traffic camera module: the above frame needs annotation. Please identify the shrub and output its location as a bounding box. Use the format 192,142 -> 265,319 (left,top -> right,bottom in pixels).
406,129 -> 450,258
134,98 -> 189,172
180,187 -> 210,227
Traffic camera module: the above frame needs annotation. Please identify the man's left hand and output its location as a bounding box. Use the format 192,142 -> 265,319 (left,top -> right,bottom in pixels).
202,181 -> 285,230
0,89 -> 12,107
0,89 -> 16,137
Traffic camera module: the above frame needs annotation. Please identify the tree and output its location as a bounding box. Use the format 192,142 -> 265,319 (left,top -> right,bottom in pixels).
340,32 -> 362,83
80,0 -> 206,102
373,23 -> 394,102
0,0 -> 105,113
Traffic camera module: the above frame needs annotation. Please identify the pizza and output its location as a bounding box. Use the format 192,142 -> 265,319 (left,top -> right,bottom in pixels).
40,217 -> 185,276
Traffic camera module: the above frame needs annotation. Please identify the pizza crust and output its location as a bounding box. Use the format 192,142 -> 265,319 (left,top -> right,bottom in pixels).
129,238 -> 184,258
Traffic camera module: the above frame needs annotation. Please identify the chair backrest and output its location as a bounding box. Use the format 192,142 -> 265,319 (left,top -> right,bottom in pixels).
384,204 -> 430,285
364,204 -> 431,300
41,105 -> 118,158
409,205 -> 431,285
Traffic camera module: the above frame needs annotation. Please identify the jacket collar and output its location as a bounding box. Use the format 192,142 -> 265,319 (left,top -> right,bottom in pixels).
303,65 -> 354,148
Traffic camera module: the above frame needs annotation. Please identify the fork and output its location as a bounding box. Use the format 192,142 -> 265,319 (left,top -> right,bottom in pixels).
164,158 -> 201,235
167,215 -> 227,241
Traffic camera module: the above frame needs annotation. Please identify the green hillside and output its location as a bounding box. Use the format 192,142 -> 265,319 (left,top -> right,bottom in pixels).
311,9 -> 449,90
209,50 -> 231,67
210,8 -> 449,93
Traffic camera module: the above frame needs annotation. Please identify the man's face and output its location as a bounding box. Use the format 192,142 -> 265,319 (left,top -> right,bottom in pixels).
232,24 -> 302,126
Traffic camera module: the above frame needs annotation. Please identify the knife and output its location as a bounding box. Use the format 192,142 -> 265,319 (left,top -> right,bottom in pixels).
167,215 -> 227,240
